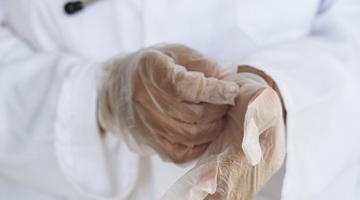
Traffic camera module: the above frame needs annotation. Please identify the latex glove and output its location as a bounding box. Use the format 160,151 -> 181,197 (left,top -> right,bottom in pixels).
97,44 -> 239,163
161,71 -> 285,199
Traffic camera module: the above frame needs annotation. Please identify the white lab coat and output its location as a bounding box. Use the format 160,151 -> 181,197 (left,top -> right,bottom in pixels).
0,0 -> 359,199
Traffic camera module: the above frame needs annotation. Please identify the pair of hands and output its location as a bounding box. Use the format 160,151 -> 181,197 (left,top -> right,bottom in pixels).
97,44 -> 286,199
98,44 -> 240,162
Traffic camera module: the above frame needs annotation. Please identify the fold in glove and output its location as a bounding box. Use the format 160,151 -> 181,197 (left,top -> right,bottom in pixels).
97,44 -> 239,163
161,71 -> 286,199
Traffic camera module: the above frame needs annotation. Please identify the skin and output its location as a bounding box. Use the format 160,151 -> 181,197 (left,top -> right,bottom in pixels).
98,44 -> 239,163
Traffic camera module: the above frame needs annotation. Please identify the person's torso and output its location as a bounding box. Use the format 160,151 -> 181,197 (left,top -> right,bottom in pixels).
2,0 -> 319,62
0,1 -> 326,200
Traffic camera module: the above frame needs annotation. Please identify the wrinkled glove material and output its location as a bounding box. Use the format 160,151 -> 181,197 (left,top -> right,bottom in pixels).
97,44 -> 239,162
161,72 -> 286,200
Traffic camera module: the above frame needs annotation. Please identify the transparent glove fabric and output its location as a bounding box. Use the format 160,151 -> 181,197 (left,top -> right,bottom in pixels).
161,71 -> 286,199
97,44 -> 239,163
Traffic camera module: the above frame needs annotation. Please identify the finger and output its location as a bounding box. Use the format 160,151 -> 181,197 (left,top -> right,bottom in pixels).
135,69 -> 230,124
134,100 -> 225,146
174,71 -> 240,104
177,119 -> 225,146
154,44 -> 229,78
135,50 -> 239,105
140,107 -> 225,146
155,134 -> 210,163
163,101 -> 229,124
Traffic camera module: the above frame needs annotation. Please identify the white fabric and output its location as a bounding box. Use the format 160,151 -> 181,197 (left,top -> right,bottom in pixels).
0,0 -> 359,200
54,61 -> 139,199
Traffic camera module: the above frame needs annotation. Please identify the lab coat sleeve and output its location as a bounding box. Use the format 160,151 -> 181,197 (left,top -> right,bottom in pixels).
239,0 -> 360,199
0,7 -> 138,200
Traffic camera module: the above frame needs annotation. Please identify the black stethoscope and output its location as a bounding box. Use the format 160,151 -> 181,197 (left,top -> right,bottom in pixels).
64,0 -> 98,15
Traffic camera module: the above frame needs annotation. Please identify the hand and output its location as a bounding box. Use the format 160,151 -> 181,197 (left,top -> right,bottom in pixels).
160,71 -> 285,200
97,44 -> 239,163
204,72 -> 286,199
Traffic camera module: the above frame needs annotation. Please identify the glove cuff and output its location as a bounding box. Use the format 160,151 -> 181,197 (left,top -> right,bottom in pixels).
238,65 -> 287,123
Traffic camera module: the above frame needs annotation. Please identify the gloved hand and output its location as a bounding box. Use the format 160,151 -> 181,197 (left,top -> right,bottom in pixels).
203,72 -> 285,200
97,44 -> 239,163
161,68 -> 286,200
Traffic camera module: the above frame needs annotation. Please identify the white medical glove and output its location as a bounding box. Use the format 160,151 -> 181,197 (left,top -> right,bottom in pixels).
203,71 -> 285,200
97,44 -> 240,163
161,67 -> 286,200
